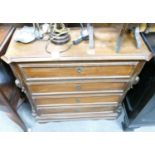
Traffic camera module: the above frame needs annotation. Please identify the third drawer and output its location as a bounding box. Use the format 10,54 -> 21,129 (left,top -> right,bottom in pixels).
32,93 -> 123,107
27,80 -> 129,95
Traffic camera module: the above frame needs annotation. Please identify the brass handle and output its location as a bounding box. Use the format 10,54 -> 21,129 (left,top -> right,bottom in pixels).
76,66 -> 83,73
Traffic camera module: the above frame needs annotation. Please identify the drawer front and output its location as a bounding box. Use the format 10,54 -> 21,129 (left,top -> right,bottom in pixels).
18,62 -> 138,81
28,80 -> 128,95
36,112 -> 118,122
33,94 -> 122,107
36,105 -> 116,116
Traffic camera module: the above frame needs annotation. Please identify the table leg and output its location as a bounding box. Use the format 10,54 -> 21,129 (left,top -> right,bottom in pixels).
0,88 -> 27,132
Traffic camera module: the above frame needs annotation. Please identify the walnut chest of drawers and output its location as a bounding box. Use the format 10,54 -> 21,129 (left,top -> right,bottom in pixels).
2,27 -> 152,122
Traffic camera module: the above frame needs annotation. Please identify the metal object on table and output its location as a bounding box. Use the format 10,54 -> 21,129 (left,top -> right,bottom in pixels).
45,23 -> 72,54
49,23 -> 70,45
73,23 -> 94,49
87,23 -> 94,49
115,24 -> 128,52
133,26 -> 141,49
115,23 -> 141,52
73,23 -> 89,45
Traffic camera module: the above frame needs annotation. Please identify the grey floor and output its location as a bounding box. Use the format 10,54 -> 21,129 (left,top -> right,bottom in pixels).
1,102 -> 155,132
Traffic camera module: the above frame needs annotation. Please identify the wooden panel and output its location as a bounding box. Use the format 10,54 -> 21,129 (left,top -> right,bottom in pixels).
37,105 -> 116,115
33,94 -> 122,107
19,62 -> 138,81
2,27 -> 152,63
28,81 -> 128,95
36,112 -> 118,122
1,85 -> 13,100
36,104 -> 118,122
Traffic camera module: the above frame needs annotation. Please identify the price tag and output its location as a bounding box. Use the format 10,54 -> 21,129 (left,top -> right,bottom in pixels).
51,50 -> 60,58
87,48 -> 95,55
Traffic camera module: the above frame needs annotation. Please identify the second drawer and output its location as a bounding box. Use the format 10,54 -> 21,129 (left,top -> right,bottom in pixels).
27,80 -> 129,95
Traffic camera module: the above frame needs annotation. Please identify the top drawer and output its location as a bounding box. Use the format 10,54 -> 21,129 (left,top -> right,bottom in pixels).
18,61 -> 139,81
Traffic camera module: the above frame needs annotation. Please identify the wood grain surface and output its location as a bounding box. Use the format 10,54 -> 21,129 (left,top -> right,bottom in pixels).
2,26 -> 152,63
2,26 -> 152,122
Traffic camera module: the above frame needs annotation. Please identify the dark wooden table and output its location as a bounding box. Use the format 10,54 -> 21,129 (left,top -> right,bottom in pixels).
0,25 -> 27,131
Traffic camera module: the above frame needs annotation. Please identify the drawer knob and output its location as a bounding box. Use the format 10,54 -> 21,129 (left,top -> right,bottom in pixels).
75,109 -> 81,112
76,66 -> 83,73
75,98 -> 81,103
76,85 -> 81,91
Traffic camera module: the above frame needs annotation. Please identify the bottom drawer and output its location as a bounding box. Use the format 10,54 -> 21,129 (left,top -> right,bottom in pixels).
35,105 -> 118,122
37,105 -> 116,115
32,94 -> 122,122
35,113 -> 118,122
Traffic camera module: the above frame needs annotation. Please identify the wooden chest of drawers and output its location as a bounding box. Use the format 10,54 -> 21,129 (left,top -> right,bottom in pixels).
2,27 -> 152,122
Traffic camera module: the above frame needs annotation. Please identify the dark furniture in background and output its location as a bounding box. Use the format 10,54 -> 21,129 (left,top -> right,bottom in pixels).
0,25 -> 27,131
122,32 -> 155,131
0,25 -> 15,56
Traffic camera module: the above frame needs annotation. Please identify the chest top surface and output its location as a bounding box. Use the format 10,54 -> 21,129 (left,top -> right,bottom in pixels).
2,26 -> 152,63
